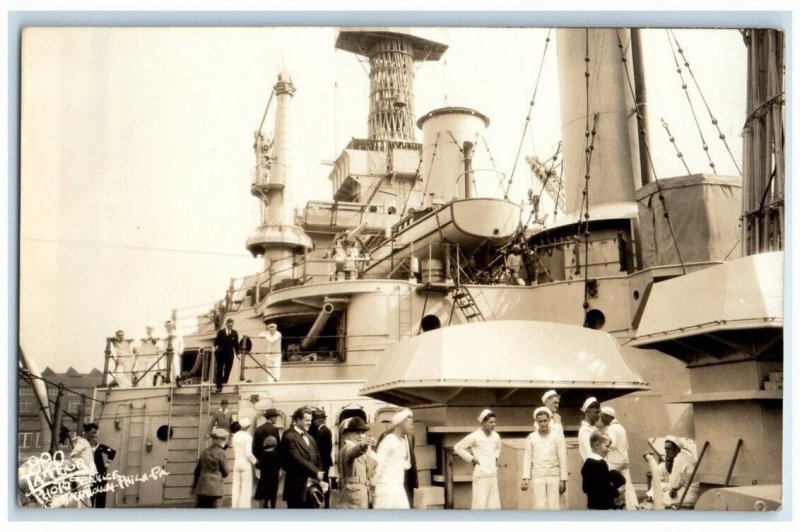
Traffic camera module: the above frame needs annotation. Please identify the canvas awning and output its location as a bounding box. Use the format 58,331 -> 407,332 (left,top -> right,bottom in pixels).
360,320 -> 648,406
631,251 -> 783,361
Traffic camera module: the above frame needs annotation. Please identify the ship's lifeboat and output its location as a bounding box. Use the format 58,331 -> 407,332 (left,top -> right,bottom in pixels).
365,197 -> 522,268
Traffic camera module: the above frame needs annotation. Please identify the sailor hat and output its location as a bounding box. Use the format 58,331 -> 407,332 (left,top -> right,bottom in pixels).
477,409 -> 495,423
391,408 -> 413,426
665,435 -> 685,450
542,390 -> 560,403
239,417 -> 251,429
580,397 -> 600,412
600,406 -> 616,418
533,406 -> 552,419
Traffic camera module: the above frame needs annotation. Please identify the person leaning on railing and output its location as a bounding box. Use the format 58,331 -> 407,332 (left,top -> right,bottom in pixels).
163,320 -> 184,384
108,330 -> 135,387
133,326 -> 159,387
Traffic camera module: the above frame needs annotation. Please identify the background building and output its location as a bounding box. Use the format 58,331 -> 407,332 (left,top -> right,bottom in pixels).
17,366 -> 103,463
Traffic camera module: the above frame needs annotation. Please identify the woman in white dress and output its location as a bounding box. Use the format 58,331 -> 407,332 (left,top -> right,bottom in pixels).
134,326 -> 159,386
230,418 -> 257,508
259,323 -> 282,382
373,409 -> 413,509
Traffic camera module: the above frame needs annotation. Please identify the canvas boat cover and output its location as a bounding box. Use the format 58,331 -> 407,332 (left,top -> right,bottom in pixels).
636,173 -> 741,267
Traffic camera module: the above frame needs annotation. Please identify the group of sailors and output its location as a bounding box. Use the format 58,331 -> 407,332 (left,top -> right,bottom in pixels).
107,319 -> 284,390
107,321 -> 183,387
331,235 -> 369,281
454,391 -> 700,511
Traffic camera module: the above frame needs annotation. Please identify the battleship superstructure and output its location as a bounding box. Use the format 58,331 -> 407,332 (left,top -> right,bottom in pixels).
60,28 -> 783,510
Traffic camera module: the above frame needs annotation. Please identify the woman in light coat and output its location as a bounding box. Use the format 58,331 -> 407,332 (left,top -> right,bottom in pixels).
230,419 -> 257,508
335,417 -> 377,509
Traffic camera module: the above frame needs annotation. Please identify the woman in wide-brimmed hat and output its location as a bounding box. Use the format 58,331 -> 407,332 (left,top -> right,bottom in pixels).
335,417 -> 377,509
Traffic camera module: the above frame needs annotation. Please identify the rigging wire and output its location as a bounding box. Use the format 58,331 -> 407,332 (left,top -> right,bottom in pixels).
668,29 -> 743,175
659,119 -> 693,175
504,28 -> 553,200
402,132 -> 440,217
479,134 -> 504,191
256,88 -> 276,135
552,143 -> 565,224
665,30 -> 717,175
615,30 -> 687,275
579,30 -> 597,321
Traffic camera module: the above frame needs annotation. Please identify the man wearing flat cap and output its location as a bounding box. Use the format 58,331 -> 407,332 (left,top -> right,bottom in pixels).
521,407 -> 567,510
374,409 -> 418,509
454,409 -> 502,509
336,417 -> 378,508
599,406 -> 637,509
309,410 -> 333,508
193,428 -> 229,508
578,397 -> 601,462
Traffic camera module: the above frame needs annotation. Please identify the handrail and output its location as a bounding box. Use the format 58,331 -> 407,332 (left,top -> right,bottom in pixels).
238,352 -> 276,382
102,342 -> 174,389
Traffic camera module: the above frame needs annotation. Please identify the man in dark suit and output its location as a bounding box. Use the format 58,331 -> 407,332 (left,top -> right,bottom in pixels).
280,408 -> 324,508
213,318 -> 239,392
376,412 -> 419,508
87,423 -> 116,508
581,431 -> 625,510
309,410 -> 334,508
253,408 -> 281,457
253,409 -> 282,509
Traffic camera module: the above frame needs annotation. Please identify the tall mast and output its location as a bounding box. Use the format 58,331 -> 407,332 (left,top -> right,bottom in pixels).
335,30 -> 448,146
631,29 -> 653,186
246,72 -> 313,283
741,29 -> 785,255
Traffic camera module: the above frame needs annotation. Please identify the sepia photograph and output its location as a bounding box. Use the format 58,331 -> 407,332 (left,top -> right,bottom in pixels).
16,22 -> 784,515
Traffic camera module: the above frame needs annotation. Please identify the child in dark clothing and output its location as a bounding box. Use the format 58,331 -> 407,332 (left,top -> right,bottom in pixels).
581,431 -> 625,510
255,435 -> 280,508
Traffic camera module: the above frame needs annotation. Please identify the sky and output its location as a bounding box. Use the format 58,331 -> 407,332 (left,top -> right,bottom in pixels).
19,27 -> 747,373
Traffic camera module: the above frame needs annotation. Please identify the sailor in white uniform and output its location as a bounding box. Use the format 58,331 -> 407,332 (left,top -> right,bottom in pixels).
453,408 -> 502,510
